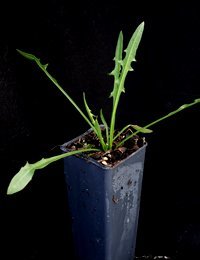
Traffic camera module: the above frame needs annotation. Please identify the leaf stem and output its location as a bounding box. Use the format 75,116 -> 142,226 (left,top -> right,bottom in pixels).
116,99 -> 200,148
36,60 -> 94,129
17,49 -> 96,132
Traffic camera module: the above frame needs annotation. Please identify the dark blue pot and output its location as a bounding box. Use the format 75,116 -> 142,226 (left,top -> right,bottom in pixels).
61,129 -> 147,260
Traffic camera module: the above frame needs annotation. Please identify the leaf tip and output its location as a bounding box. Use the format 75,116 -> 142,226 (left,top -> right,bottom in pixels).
195,98 -> 200,103
16,49 -> 37,61
7,181 -> 18,195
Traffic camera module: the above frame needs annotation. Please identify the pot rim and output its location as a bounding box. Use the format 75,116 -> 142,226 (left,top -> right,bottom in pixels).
60,127 -> 147,170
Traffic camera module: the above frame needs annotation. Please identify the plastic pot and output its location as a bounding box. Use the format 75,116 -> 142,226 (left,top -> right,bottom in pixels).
61,128 -> 147,260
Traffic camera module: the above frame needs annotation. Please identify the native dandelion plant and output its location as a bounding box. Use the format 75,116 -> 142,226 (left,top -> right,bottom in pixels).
7,21 -> 200,195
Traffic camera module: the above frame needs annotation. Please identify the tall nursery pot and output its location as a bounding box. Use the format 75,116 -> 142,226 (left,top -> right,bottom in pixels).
61,128 -> 147,260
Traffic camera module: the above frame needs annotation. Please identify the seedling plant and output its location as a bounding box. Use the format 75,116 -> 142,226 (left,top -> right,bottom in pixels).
7,22 -> 200,194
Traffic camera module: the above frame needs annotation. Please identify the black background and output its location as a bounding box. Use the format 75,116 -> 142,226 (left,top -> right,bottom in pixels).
1,1 -> 200,259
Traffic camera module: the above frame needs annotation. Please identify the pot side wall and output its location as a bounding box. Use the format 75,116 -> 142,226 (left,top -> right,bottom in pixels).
62,141 -> 147,260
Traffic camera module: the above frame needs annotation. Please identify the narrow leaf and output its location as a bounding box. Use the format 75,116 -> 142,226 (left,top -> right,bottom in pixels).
94,119 -> 107,151
114,124 -> 152,142
145,98 -> 200,129
100,109 -> 109,146
16,49 -> 38,61
120,22 -> 144,88
117,98 -> 200,148
109,31 -> 123,102
83,92 -> 96,125
131,125 -> 153,133
109,22 -> 145,149
83,94 -> 108,151
17,49 -> 95,133
7,148 -> 99,195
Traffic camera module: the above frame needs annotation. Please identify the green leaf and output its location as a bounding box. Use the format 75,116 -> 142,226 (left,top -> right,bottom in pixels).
83,92 -> 96,125
117,98 -> 200,148
83,93 -> 108,151
100,109 -> 109,147
110,22 -> 144,102
176,98 -> 200,112
109,31 -> 123,102
16,49 -> 38,61
131,125 -> 152,133
7,162 -> 35,195
120,21 -> 144,88
146,98 -> 200,128
17,49 -> 96,135
17,49 -> 49,71
7,148 -> 99,195
109,22 -> 145,149
113,124 -> 152,142
94,118 -> 107,151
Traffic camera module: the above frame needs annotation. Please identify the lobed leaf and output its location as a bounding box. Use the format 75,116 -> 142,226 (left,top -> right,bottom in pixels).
109,22 -> 145,149
119,22 -> 144,90
109,31 -> 123,102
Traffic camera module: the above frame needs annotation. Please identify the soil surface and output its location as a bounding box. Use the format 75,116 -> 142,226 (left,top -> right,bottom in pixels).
64,127 -> 146,167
